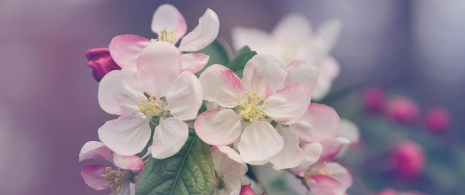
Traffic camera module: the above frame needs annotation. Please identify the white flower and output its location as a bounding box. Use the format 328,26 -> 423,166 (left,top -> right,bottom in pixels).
109,4 -> 219,73
97,42 -> 203,159
232,14 -> 342,100
195,54 -> 312,167
211,146 -> 248,195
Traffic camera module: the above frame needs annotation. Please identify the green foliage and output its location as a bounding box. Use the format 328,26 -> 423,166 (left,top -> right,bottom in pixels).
136,130 -> 216,195
196,39 -> 231,77
227,46 -> 257,72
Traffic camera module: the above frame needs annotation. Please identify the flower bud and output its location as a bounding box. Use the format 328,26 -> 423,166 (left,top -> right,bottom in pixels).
391,141 -> 424,180
363,87 -> 385,114
386,96 -> 419,124
376,188 -> 398,195
239,184 -> 255,195
85,48 -> 121,82
425,107 -> 450,134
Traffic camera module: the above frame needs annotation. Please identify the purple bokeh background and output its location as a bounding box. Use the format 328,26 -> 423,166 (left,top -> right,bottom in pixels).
0,0 -> 464,194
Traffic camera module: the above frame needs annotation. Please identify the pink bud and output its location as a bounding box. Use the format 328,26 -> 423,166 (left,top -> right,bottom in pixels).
363,87 -> 385,113
85,48 -> 121,82
425,107 -> 450,134
239,184 -> 255,195
386,96 -> 419,124
391,141 -> 424,180
376,188 -> 398,195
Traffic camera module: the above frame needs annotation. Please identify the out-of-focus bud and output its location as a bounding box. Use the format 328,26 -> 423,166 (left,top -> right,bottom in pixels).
391,141 -> 424,180
363,87 -> 385,114
239,184 -> 255,195
85,48 -> 121,82
376,188 -> 398,195
386,96 -> 419,124
425,107 -> 450,134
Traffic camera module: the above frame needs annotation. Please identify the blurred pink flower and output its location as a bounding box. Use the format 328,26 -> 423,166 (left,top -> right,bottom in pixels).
363,87 -> 385,114
239,184 -> 255,195
306,162 -> 352,195
376,188 -> 398,195
85,48 -> 121,82
391,141 -> 425,180
386,96 -> 420,124
425,107 -> 450,133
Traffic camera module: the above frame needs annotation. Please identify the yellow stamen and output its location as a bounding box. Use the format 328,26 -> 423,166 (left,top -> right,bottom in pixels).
138,94 -> 163,117
157,28 -> 178,44
101,167 -> 130,195
239,91 -> 268,122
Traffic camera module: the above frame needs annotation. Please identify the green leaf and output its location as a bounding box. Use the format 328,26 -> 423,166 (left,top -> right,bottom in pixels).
196,38 -> 231,77
227,46 -> 257,72
136,130 -> 216,195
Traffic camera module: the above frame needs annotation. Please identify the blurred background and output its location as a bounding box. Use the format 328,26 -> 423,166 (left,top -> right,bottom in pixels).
0,0 -> 464,194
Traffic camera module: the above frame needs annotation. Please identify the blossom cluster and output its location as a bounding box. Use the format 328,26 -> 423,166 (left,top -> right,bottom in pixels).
81,4 -> 354,195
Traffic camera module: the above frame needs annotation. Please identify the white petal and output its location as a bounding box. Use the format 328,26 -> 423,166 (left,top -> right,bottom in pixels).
291,103 -> 340,143
319,137 -> 351,163
293,143 -> 323,177
199,65 -> 243,108
325,162 -> 352,188
109,34 -> 150,69
231,27 -> 281,57
242,54 -> 287,96
269,127 -> 303,170
137,42 -> 182,99
265,83 -> 311,124
165,71 -> 203,120
272,13 -> 313,61
311,78 -> 332,100
195,108 -> 243,146
285,60 -> 320,94
337,119 -> 360,144
113,154 -> 144,171
98,114 -> 151,156
151,117 -> 189,159
307,175 -> 346,195
178,9 -> 219,52
79,141 -> 113,162
314,19 -> 342,54
98,70 -> 145,115
211,146 -> 247,177
181,52 -> 209,73
238,121 -> 283,165
316,56 -> 340,82
151,4 -> 187,41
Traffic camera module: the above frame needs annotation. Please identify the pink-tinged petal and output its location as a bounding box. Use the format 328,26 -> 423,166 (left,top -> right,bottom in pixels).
272,13 -> 313,60
98,70 -> 146,116
319,137 -> 351,163
231,27 -> 281,57
151,4 -> 187,40
307,175 -> 346,195
291,103 -> 340,143
151,117 -> 189,159
79,141 -> 113,162
242,54 -> 287,96
98,114 -> 151,156
312,78 -> 332,101
294,143 -> 323,177
199,65 -> 243,108
314,19 -> 342,54
137,42 -> 182,99
195,108 -> 242,146
337,119 -> 360,144
81,164 -> 109,191
113,154 -> 144,171
325,162 -> 352,188
238,121 -> 284,165
265,83 -> 311,124
165,71 -> 203,120
109,34 -> 150,69
269,127 -> 303,170
316,56 -> 340,82
239,184 -> 255,195
181,53 -> 209,73
376,189 -> 399,195
211,146 -> 247,177
85,48 -> 121,82
285,60 -> 320,94
178,9 -> 219,52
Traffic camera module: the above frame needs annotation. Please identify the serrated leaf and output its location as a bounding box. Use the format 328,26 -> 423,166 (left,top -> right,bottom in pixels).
227,46 -> 257,72
196,38 -> 231,77
136,130 -> 216,195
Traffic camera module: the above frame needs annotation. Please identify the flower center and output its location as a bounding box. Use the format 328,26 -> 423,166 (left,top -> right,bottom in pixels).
154,28 -> 178,44
138,94 -> 164,117
307,162 -> 331,177
101,167 -> 131,195
239,91 -> 268,122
